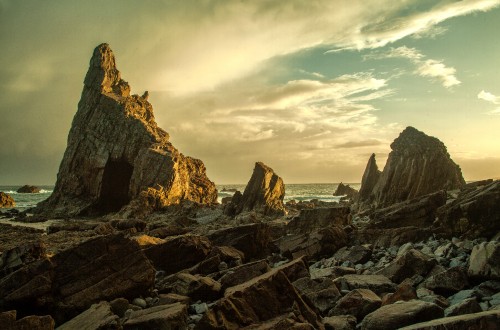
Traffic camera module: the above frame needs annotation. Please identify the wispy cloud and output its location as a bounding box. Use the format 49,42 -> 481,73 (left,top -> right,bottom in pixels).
366,46 -> 461,88
478,90 -> 500,114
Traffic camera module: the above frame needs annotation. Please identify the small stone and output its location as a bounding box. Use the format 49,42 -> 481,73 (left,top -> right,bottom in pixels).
132,298 -> 147,309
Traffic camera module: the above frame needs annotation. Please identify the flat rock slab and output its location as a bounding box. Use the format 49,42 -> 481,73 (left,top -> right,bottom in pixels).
123,302 -> 188,330
399,309 -> 500,330
57,301 -> 119,330
335,274 -> 396,295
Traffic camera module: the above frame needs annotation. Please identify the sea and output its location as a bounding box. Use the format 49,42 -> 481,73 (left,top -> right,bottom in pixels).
0,183 -> 361,212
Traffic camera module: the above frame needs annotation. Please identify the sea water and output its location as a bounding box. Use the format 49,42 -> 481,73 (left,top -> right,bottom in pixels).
0,183 -> 361,211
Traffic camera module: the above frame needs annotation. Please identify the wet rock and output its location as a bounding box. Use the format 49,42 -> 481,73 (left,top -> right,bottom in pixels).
287,206 -> 350,234
323,315 -> 357,330
293,277 -> 342,314
334,274 -> 396,295
17,185 -> 41,193
444,297 -> 482,317
36,43 -> 216,218
377,249 -> 437,284
57,301 -> 119,329
123,302 -> 188,330
329,288 -> 381,321
398,309 -> 500,330
144,234 -> 212,275
361,300 -> 444,330
468,241 -> 500,280
422,266 -> 469,295
0,192 -> 15,208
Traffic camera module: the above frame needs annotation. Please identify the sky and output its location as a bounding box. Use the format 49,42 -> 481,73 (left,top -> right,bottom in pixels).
1,0 -> 499,185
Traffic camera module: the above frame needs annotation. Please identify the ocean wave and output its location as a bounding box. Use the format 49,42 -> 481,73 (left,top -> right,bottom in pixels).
39,189 -> 53,193
0,189 -> 52,194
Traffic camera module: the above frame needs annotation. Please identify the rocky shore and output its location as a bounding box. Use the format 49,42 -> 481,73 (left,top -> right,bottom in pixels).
0,44 -> 499,329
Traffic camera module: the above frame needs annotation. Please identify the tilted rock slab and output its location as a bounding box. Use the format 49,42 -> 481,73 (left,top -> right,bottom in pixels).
36,43 -> 217,217
358,153 -> 381,204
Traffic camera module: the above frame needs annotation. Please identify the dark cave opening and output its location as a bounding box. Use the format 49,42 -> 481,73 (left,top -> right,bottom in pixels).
96,159 -> 133,213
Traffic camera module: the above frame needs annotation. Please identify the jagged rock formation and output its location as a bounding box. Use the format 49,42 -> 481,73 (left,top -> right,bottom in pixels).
358,153 -> 381,204
36,44 -> 217,217
359,127 -> 465,208
333,182 -> 359,200
0,192 -> 15,208
17,185 -> 41,193
229,162 -> 286,217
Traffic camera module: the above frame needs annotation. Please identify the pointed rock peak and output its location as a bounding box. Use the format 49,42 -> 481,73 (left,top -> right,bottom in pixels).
391,126 -> 443,152
84,43 -> 129,95
358,153 -> 382,203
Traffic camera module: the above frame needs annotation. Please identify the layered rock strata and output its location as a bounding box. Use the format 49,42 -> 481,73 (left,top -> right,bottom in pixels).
36,43 -> 217,217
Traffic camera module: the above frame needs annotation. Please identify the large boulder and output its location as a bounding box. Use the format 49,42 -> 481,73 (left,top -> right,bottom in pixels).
329,288 -> 381,321
0,234 -> 155,324
468,241 -> 500,280
17,185 -> 41,193
57,301 -> 120,330
0,192 -> 15,208
232,162 -> 286,217
369,127 -> 465,208
35,43 -> 217,217
376,249 -> 437,284
334,274 -> 396,295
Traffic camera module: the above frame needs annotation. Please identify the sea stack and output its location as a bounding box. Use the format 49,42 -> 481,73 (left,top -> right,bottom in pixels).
360,127 -> 465,208
36,44 -> 217,217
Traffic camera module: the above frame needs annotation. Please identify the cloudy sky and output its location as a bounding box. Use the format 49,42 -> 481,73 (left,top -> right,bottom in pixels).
1,0 -> 500,185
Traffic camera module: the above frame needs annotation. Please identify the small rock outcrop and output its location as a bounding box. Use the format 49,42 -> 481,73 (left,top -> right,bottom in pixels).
358,153 -> 381,204
361,127 -> 465,208
334,182 -> 359,200
36,43 -> 217,217
0,192 -> 15,208
17,185 -> 41,193
231,162 -> 286,216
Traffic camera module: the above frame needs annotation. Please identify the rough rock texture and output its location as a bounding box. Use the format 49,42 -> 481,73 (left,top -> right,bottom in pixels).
0,241 -> 46,276
57,301 -> 120,330
436,180 -> 500,238
333,183 -> 359,200
0,192 -> 15,208
123,303 -> 188,330
399,310 -> 500,330
233,162 -> 286,216
0,310 -> 55,330
36,43 -> 217,217
329,288 -> 381,321
293,277 -> 341,314
0,234 -> 155,324
17,185 -> 41,193
422,266 -> 469,295
377,249 -> 436,284
468,241 -> 500,280
286,206 -> 351,234
358,153 -> 381,204
370,127 -> 465,207
334,274 -> 396,295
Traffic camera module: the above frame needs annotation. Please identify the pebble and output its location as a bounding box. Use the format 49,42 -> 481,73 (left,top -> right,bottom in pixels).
132,297 -> 147,309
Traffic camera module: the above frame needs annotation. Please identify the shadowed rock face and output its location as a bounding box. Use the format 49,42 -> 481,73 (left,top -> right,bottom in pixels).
36,44 -> 217,217
361,127 -> 465,208
358,153 -> 381,204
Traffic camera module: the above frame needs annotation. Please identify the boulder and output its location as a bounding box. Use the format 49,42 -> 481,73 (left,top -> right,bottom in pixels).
219,260 -> 271,291
196,268 -> 323,329
354,226 -> 433,248
334,274 -> 396,295
358,153 -> 381,205
329,288 -> 381,321
323,315 -> 357,330
370,127 -> 465,208
57,301 -> 119,329
35,43 -> 216,217
377,249 -> 437,284
444,297 -> 482,317
361,300 -> 444,330
333,245 -> 372,265
286,206 -> 351,234
310,266 -> 356,280
167,273 -> 221,301
398,309 -> 500,330
468,241 -> 500,280
123,302 -> 188,330
422,266 -> 469,295
293,277 -> 342,314
278,226 -> 348,260
436,180 -> 500,238
272,257 -> 310,282
233,162 -> 286,216
0,234 -> 155,324
17,185 -> 41,193
0,310 -> 54,330
334,183 -> 359,200
0,192 -> 15,208
381,279 -> 417,305
144,234 -> 212,275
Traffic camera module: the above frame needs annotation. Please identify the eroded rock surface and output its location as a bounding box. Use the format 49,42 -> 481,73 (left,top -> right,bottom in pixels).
0,192 -> 15,208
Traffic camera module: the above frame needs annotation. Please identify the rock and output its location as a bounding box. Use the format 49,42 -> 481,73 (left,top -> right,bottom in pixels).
144,234 -> 212,275
354,226 -> 433,248
416,288 -> 449,309
369,127 -> 465,208
0,241 -> 46,276
293,277 -> 342,314
377,249 -> 437,284
468,241 -> 500,280
57,301 -> 119,329
334,245 -> 372,265
232,162 -> 286,216
35,43 -> 217,217
368,190 -> 447,229
132,297 -> 147,308
17,185 -> 41,193
361,300 -> 444,330
329,288 -> 382,321
278,226 -> 348,260
444,297 -> 482,317
0,310 -> 54,330
273,257 -> 310,283
334,183 -> 359,200
241,314 -> 318,329
158,293 -> 190,306
335,274 -> 396,295
196,268 -> 323,329
0,234 -> 155,324
287,206 -> 351,234
381,279 -> 418,305
422,266 -> 469,295
436,180 -> 500,238
310,266 -> 356,280
109,297 -> 130,317
110,218 -> 147,231
168,273 -> 221,301
358,153 -> 382,205
0,192 -> 15,208
123,302 -> 188,330
208,245 -> 245,266
323,315 -> 357,330
398,309 -> 500,330
447,289 -> 482,307
207,223 -> 273,260
219,260 -> 271,291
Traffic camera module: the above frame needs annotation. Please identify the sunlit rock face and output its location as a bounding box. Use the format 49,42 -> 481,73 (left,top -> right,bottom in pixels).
359,126 -> 465,208
37,43 -> 217,217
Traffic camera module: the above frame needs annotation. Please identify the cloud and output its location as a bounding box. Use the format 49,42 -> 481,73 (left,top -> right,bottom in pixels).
478,90 -> 500,114
335,139 -> 382,148
412,25 -> 449,40
366,46 -> 461,88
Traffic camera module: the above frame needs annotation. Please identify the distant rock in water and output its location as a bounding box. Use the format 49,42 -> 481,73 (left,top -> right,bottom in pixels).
333,182 -> 359,200
230,162 -> 286,217
36,43 -> 217,217
17,185 -> 41,193
0,192 -> 15,208
359,127 -> 465,208
358,153 -> 381,204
